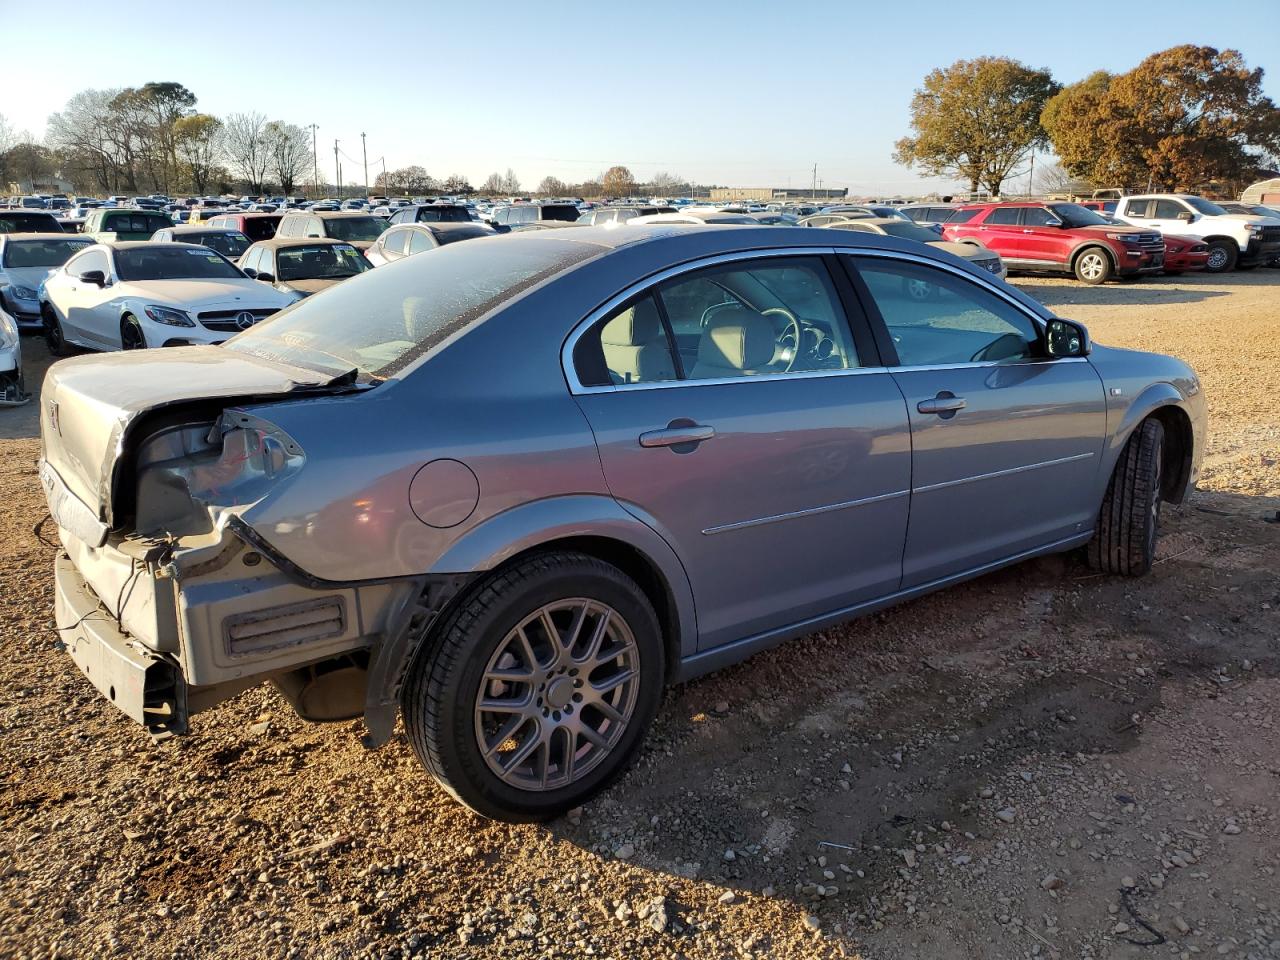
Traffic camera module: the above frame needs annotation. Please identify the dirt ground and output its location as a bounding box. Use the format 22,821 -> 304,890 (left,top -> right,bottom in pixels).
1,270 -> 1277,960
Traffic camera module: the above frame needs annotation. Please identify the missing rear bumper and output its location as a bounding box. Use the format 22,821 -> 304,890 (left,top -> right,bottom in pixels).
55,553 -> 188,737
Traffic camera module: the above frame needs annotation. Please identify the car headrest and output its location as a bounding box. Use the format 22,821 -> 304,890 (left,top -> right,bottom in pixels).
698,308 -> 775,370
601,297 -> 663,346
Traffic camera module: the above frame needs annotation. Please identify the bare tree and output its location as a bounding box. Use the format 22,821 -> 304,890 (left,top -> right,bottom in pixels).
46,89 -> 128,192
648,171 -> 682,194
502,167 -> 521,193
0,114 -> 15,154
223,111 -> 271,192
537,175 -> 567,196
441,174 -> 472,195
264,121 -> 311,194
481,171 -> 504,194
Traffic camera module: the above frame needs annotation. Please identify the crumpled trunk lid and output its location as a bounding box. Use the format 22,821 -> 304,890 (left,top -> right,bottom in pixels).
40,346 -> 338,530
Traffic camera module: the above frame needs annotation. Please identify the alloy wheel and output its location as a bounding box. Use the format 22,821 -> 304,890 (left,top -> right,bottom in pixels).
474,599 -> 640,791
1078,253 -> 1106,281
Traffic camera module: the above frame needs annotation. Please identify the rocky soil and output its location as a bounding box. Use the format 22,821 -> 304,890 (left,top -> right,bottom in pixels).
1,270 -> 1277,959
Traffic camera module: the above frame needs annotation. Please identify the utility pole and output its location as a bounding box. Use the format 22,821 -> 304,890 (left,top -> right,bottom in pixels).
812,163 -> 817,201
1027,149 -> 1036,199
361,132 -> 368,199
309,124 -> 319,199
334,140 -> 340,201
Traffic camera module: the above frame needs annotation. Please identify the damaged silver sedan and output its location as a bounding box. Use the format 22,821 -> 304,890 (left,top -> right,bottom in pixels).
40,225 -> 1204,820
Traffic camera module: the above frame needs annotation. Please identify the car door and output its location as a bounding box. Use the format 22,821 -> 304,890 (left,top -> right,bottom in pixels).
846,253 -> 1107,587
1018,205 -> 1070,267
1143,198 -> 1192,238
57,248 -> 117,347
570,252 -> 912,650
971,207 -> 1029,264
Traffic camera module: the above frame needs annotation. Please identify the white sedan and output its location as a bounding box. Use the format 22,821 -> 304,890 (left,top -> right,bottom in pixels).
40,242 -> 298,354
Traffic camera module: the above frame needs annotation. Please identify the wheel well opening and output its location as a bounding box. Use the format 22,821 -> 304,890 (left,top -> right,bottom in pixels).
1072,244 -> 1115,269
1201,235 -> 1239,248
497,536 -> 682,679
1146,406 -> 1193,503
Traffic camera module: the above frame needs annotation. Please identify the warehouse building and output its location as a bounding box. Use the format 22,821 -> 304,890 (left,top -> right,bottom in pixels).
709,186 -> 848,201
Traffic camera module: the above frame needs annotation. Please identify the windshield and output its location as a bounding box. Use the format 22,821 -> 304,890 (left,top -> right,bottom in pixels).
1184,196 -> 1228,216
115,246 -> 243,281
0,213 -> 62,233
189,232 -> 250,258
276,244 -> 370,281
878,221 -> 947,243
415,206 -> 471,223
225,237 -> 595,380
325,216 -> 386,241
1048,203 -> 1109,227
3,238 -> 93,267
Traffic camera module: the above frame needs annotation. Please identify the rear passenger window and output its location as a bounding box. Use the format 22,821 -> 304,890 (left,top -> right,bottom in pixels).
853,257 -> 1039,366
1123,200 -> 1151,218
984,207 -> 1022,225
574,295 -> 679,387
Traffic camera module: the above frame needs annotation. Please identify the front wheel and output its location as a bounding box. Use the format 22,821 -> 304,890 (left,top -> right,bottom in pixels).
402,552 -> 665,821
42,304 -> 70,356
120,314 -> 147,350
1204,240 -> 1237,273
1073,248 -> 1113,284
1087,418 -> 1164,576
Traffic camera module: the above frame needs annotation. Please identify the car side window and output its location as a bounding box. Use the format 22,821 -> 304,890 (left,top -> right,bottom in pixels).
384,230 -> 410,255
658,257 -> 859,378
407,230 -> 434,255
1022,207 -> 1058,227
945,209 -> 978,224
984,207 -> 1022,225
1152,199 -> 1186,219
575,294 -> 680,387
70,249 -> 109,277
242,247 -> 263,274
1123,200 -> 1151,219
852,257 -> 1040,366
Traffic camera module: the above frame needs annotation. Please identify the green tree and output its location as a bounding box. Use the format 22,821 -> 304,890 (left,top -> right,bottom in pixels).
174,114 -> 222,193
1043,46 -> 1280,192
894,56 -> 1059,195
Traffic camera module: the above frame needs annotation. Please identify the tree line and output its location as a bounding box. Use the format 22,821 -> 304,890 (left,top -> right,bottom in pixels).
895,45 -> 1279,197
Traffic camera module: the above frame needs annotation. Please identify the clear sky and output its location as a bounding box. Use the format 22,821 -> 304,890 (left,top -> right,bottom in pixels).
3,0 -> 1277,195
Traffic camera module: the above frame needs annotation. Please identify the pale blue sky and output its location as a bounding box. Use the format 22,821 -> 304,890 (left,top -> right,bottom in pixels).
3,0 -> 1277,194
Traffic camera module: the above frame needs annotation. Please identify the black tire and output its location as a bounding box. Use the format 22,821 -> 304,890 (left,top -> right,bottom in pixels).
1087,418 -> 1164,576
1204,240 -> 1237,273
1073,247 -> 1113,284
402,552 -> 665,821
1235,262 -> 1257,271
120,314 -> 147,350
42,303 -> 70,356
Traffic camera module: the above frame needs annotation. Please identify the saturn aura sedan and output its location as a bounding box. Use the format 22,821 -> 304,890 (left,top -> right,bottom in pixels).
39,241 -> 298,353
39,225 -> 1204,820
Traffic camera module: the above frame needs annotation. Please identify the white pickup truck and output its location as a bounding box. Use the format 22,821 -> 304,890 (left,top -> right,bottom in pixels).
1112,194 -> 1280,273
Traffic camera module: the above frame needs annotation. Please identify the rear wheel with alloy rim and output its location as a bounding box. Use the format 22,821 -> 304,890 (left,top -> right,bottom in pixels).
402,552 -> 664,821
1073,248 -> 1113,284
120,314 -> 147,350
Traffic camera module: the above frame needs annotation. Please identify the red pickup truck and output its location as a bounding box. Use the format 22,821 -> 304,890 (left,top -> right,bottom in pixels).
942,201 -> 1165,284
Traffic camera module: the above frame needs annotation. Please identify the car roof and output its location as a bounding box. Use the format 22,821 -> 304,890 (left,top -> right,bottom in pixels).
0,232 -> 85,241
393,222 -> 492,236
249,237 -> 355,250
285,210 -> 383,219
166,225 -> 243,234
100,240 -> 214,250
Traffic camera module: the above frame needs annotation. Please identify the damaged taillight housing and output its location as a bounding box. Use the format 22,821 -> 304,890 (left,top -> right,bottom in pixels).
135,410 -> 305,538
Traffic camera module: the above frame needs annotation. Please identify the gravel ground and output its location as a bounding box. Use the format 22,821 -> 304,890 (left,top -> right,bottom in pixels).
1,270 -> 1277,960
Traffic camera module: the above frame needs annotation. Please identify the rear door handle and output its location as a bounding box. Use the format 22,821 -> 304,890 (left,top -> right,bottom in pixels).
917,396 -> 966,415
639,424 -> 715,448
1021,229 -> 1035,233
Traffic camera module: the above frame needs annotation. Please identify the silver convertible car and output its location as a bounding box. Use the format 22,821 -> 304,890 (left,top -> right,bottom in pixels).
39,226 -> 1204,820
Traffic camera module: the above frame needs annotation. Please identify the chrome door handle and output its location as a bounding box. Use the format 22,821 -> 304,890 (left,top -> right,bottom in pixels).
1021,229 -> 1034,233
917,396 -> 966,415
639,424 -> 715,448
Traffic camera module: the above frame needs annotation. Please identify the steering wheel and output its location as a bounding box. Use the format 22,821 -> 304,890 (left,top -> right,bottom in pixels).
761,307 -> 803,371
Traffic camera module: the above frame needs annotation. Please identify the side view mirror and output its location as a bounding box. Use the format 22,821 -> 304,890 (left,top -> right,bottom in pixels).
1177,211 -> 1194,222
242,267 -> 258,278
77,270 -> 106,287
1046,318 -> 1091,358
256,271 -> 275,284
